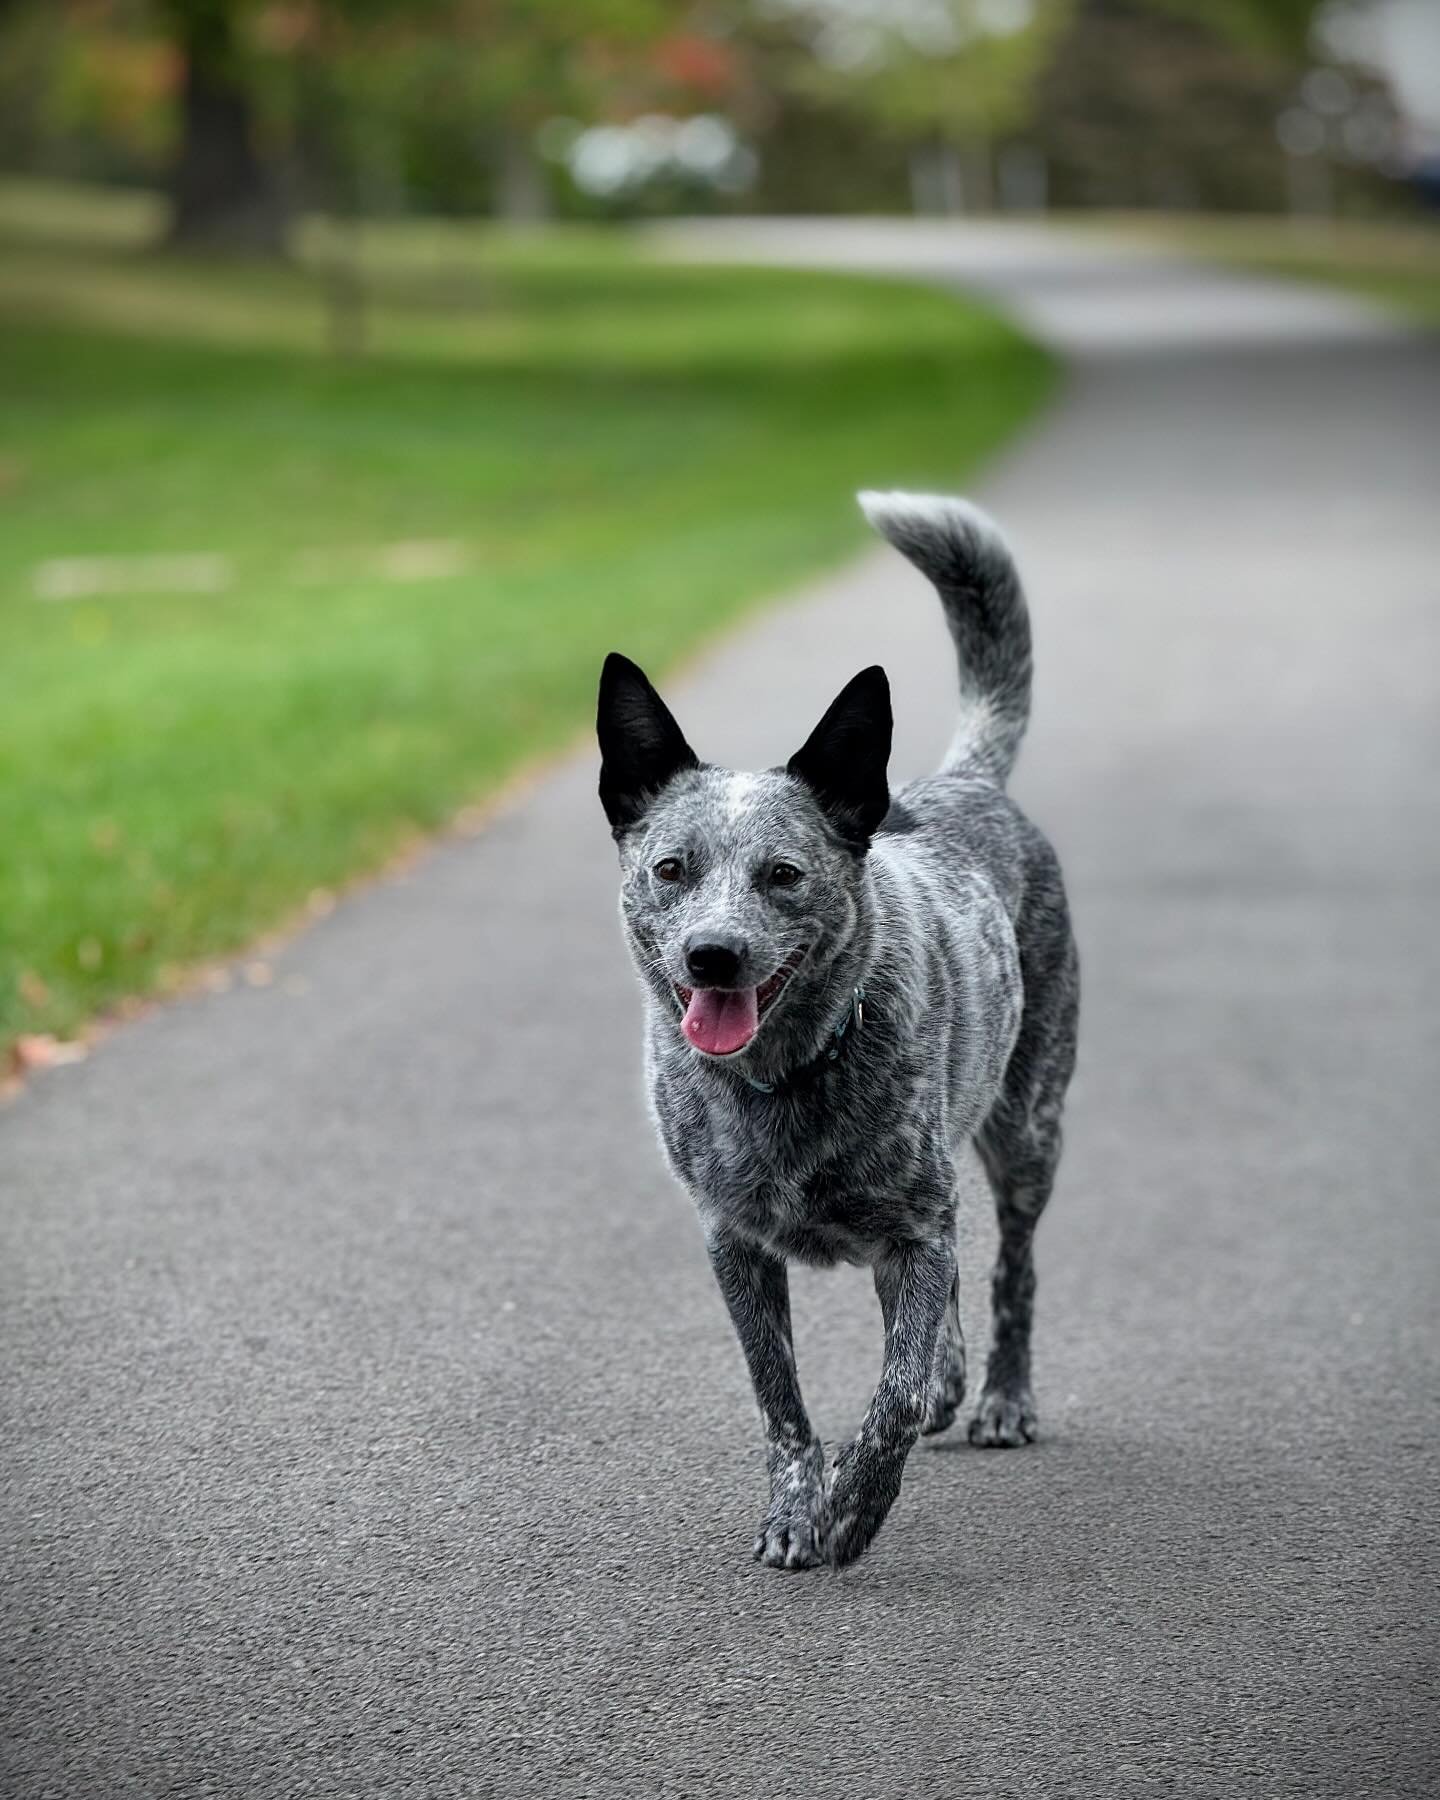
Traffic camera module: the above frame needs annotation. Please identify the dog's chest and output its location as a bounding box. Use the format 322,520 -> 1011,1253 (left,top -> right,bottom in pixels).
681,1095 -> 951,1266
739,1173 -> 916,1265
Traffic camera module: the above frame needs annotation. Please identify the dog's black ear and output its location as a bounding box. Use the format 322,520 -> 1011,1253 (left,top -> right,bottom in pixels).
597,653 -> 699,836
787,665 -> 892,852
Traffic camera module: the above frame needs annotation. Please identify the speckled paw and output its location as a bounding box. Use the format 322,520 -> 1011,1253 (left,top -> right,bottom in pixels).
823,1442 -> 906,1567
752,1514 -> 826,1571
967,1388 -> 1037,1448
921,1363 -> 966,1436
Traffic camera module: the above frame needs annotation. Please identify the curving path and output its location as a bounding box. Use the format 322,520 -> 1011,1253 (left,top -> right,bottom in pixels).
4,221 -> 1438,1798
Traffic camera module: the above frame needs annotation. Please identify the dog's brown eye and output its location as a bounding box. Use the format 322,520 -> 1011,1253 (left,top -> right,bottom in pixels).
770,862 -> 802,888
654,858 -> 684,883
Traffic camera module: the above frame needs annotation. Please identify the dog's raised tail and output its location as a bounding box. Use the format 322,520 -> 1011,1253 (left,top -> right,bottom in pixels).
858,490 -> 1032,786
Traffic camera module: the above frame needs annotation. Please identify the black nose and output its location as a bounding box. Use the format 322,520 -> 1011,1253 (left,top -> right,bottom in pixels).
686,938 -> 745,987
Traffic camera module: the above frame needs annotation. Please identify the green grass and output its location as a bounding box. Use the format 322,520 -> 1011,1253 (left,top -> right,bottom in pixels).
1091,212 -> 1440,328
0,179 -> 1054,1052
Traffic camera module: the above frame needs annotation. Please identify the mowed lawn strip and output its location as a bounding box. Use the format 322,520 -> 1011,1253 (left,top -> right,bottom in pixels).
0,182 -> 1055,1051
1089,212 -> 1440,329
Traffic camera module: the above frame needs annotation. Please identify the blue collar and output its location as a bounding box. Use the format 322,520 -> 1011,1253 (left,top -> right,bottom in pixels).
743,986 -> 865,1096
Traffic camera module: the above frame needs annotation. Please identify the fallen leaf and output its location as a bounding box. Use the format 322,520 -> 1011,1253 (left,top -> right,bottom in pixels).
10,1034 -> 88,1074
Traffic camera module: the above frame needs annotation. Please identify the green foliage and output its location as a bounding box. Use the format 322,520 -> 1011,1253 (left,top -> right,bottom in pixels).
0,179 -> 1054,1051
1140,0 -> 1324,61
0,1 -> 174,181
1032,0 -> 1296,210
771,0 -> 1074,147
1,0 -> 1362,225
1,0 -> 692,222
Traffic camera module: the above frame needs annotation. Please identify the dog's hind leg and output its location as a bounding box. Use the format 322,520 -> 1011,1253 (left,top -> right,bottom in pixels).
970,920 -> 1078,1448
921,1262 -> 966,1436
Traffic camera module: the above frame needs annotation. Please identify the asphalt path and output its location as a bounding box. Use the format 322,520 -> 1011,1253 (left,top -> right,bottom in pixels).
4,222 -> 1438,1799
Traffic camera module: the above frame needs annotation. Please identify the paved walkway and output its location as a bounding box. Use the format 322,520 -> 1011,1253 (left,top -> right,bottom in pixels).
4,223 -> 1437,1798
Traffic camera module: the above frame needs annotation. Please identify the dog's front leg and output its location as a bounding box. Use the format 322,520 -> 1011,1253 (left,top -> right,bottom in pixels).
706,1228 -> 827,1571
828,1235 -> 957,1567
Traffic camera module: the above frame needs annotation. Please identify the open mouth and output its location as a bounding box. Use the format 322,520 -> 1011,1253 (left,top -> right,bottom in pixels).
675,947 -> 808,1058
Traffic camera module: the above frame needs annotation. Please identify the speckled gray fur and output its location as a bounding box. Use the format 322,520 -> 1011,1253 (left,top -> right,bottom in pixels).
596,492 -> 1079,1570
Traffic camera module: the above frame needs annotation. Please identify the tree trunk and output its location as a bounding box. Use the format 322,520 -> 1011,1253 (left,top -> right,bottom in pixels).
961,138 -> 994,214
496,127 -> 550,224
997,143 -> 1048,213
908,142 -> 965,216
165,1 -> 288,254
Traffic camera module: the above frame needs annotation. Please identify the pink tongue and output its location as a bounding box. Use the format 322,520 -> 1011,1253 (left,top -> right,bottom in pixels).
682,986 -> 759,1056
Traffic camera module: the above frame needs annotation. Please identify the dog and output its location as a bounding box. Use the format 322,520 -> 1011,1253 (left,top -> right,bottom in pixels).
596,492 -> 1078,1570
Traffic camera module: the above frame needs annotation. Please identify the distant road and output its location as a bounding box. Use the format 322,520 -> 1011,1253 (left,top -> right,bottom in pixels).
4,221 -> 1437,1798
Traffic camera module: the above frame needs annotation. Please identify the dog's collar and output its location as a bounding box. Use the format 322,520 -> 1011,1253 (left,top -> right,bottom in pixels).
742,986 -> 865,1096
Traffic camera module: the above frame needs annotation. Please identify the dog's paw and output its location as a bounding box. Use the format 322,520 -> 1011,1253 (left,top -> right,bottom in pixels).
754,1440 -> 828,1571
823,1437 -> 907,1568
921,1350 -> 966,1437
753,1512 -> 826,1571
967,1387 -> 1037,1448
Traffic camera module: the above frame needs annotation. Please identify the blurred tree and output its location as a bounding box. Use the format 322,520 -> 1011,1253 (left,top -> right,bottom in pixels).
1035,0 -> 1298,208
0,0 -> 297,247
0,0 -> 686,246
162,0 -> 287,249
736,0 -> 1349,215
1035,0 -> 1380,212
1146,0 -> 1324,61
763,0 -> 1073,213
0,0 -> 1385,230
0,0 -> 175,187
448,0 -> 685,220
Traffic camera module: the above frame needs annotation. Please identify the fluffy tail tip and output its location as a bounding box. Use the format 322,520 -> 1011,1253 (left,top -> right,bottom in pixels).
856,489 -> 1011,567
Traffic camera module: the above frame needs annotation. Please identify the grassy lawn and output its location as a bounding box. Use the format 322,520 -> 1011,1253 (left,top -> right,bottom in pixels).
1094,212 -> 1440,328
0,180 -> 1053,1054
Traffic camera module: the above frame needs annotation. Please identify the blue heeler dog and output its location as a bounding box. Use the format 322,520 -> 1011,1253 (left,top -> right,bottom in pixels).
596,492 -> 1079,1570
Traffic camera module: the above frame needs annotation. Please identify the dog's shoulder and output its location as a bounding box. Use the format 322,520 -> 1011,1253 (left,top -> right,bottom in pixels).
881,773 -> 1066,930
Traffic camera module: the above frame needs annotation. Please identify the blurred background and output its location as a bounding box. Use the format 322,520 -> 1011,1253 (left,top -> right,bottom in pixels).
5,0 -> 1439,228
1,0 -> 1437,1071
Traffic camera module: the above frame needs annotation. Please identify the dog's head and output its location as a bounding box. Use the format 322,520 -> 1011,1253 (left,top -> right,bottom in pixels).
597,652 -> 891,1062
